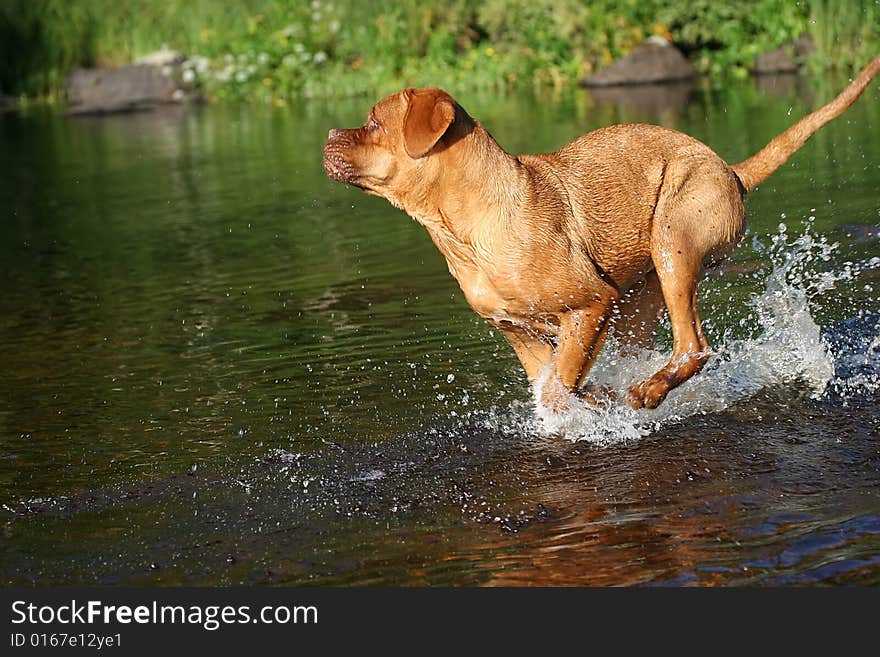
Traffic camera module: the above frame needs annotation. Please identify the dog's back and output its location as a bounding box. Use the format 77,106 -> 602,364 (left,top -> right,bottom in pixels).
526,123 -> 742,289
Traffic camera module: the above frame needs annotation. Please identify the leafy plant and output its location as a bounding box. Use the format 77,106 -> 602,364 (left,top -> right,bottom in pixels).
1,0 -> 876,102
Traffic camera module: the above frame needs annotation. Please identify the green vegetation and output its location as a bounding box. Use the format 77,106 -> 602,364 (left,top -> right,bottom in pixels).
1,0 -> 878,103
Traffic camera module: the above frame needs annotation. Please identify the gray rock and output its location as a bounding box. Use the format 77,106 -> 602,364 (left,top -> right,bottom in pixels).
65,62 -> 190,115
752,36 -> 814,75
582,38 -> 696,87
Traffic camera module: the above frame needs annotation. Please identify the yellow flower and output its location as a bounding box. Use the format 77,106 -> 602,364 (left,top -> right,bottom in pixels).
273,97 -> 286,108
652,23 -> 673,41
485,47 -> 495,57
262,77 -> 273,86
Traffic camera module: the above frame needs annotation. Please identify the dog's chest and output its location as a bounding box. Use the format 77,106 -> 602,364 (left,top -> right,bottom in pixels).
456,262 -> 575,334
435,228 -> 596,332
457,266 -> 507,319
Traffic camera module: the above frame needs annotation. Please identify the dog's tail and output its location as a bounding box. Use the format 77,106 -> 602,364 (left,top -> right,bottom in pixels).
732,54 -> 880,192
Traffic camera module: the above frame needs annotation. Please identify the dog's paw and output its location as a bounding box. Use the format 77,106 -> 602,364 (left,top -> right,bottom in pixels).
575,383 -> 617,408
540,390 -> 571,414
537,377 -> 572,414
626,380 -> 669,410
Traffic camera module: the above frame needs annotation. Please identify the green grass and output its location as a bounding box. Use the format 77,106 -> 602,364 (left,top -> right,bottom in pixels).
804,0 -> 880,72
1,0 -> 878,103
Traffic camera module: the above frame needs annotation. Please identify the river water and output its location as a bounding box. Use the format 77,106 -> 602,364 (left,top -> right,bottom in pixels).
1,74 -> 879,585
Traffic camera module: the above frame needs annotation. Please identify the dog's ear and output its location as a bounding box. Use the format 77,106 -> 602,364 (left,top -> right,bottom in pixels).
403,88 -> 456,159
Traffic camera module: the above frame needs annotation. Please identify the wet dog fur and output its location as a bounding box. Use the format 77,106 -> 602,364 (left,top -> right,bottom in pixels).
323,57 -> 880,412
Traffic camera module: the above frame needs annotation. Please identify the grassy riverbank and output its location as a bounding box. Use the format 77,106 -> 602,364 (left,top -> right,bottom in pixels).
1,0 -> 878,103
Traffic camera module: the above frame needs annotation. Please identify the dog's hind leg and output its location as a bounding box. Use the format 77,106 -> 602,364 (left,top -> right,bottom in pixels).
612,269 -> 665,352
626,246 -> 709,409
626,160 -> 743,410
626,189 -> 738,408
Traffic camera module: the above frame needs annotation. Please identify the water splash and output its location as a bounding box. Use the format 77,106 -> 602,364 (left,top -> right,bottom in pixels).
825,313 -> 880,402
478,221 -> 879,445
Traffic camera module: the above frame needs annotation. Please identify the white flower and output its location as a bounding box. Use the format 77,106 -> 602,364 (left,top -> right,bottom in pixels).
235,71 -> 248,83
258,52 -> 269,64
182,68 -> 196,83
313,51 -> 327,64
293,42 -> 305,53
194,56 -> 211,75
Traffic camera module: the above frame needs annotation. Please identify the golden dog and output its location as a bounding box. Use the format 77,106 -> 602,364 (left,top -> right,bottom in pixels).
323,56 -> 879,412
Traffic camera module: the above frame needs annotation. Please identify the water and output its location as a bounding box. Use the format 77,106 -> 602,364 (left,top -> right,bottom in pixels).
1,75 -> 879,585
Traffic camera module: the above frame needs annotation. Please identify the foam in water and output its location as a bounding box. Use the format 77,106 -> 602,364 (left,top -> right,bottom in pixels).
477,221 -> 878,444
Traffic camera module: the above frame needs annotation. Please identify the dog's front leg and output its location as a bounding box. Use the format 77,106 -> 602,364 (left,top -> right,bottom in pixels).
501,328 -> 553,384
541,300 -> 615,413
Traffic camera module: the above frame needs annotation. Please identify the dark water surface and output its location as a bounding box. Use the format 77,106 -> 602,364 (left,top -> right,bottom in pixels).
2,75 -> 879,585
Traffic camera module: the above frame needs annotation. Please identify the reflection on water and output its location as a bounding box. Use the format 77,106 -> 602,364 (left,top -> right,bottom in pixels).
584,79 -> 696,123
752,72 -> 815,104
1,75 -> 878,586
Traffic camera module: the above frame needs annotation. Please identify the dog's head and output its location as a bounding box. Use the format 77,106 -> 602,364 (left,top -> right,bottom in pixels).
322,88 -> 472,207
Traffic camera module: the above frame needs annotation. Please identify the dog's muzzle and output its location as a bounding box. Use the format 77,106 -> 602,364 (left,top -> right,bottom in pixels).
322,129 -> 358,184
